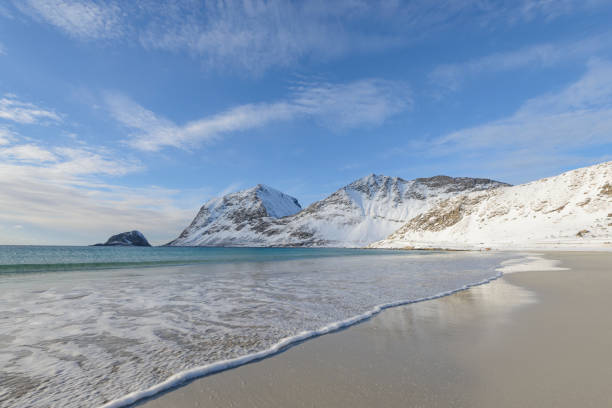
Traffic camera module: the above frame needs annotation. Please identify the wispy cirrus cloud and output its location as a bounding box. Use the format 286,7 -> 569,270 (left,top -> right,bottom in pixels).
290,79 -> 410,128
104,92 -> 295,151
106,78 -> 411,151
430,32 -> 612,92
9,0 -> 611,73
136,0 -> 612,73
0,143 -> 58,162
511,0 -> 608,21
0,127 -> 15,145
435,59 -> 612,150
13,0 -> 122,40
137,0 -> 401,74
0,94 -> 61,124
418,59 -> 612,180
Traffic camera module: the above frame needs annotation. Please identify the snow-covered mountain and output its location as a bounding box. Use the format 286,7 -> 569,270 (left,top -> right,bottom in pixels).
168,174 -> 508,247
370,162 -> 612,250
167,184 -> 302,246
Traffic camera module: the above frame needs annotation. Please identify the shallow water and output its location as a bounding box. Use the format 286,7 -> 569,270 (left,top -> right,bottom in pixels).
0,247 -> 514,408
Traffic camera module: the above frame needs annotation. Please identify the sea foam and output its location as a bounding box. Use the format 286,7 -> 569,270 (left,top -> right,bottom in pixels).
0,247 -> 517,408
100,270 -> 504,408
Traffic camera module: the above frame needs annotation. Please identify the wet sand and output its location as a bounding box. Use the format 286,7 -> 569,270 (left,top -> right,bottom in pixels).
138,252 -> 612,408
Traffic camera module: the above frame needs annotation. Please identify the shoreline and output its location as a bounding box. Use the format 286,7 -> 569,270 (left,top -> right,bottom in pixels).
101,252 -> 513,408
367,243 -> 612,251
134,251 -> 612,408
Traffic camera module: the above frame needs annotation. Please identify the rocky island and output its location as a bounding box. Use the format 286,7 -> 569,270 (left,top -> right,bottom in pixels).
93,230 -> 151,247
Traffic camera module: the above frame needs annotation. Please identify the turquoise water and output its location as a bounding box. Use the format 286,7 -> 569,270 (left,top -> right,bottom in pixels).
0,246 -> 512,408
0,245 -> 403,273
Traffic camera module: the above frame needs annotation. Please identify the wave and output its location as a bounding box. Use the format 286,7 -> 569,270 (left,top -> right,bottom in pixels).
99,270 -> 503,408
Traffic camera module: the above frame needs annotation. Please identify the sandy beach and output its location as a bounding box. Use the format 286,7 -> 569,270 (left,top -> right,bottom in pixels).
136,251 -> 612,408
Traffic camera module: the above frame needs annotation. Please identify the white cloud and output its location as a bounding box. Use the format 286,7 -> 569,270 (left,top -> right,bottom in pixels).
430,33 -> 612,91
419,59 -> 612,181
14,0 -> 122,40
0,127 -> 15,145
106,79 -> 411,151
435,59 -> 612,151
0,94 -> 196,245
104,91 -> 295,151
515,0 -> 608,21
0,143 -> 58,162
517,59 -> 612,115
0,41 -> 5,55
0,139 -> 141,176
0,95 -> 61,124
0,165 -> 194,245
291,79 -> 411,128
0,138 -> 193,245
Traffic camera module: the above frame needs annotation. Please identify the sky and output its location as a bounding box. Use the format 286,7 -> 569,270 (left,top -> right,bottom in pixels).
0,0 -> 611,245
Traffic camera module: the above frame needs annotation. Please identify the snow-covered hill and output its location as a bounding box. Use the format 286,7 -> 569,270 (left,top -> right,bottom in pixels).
168,174 -> 507,247
167,184 -> 302,246
370,162 -> 612,250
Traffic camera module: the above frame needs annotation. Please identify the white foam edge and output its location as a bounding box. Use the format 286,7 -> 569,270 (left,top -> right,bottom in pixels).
496,253 -> 568,274
100,269 -> 507,408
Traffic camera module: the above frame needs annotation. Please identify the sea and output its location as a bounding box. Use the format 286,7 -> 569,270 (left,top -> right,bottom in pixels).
0,246 -> 516,408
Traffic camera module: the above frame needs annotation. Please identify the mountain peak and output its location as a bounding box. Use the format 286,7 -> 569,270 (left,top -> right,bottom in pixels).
349,173 -> 405,189
253,183 -> 272,191
253,184 -> 301,218
167,184 -> 301,246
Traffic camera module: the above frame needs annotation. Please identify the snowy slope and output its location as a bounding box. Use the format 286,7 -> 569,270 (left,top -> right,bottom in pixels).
167,184 -> 301,246
168,175 -> 507,247
260,174 -> 508,247
256,185 -> 302,218
371,162 -> 612,250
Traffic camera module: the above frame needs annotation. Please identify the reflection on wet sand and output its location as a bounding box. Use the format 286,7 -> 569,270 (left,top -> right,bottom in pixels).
141,275 -> 539,408
375,276 -> 537,336
142,252 -> 612,408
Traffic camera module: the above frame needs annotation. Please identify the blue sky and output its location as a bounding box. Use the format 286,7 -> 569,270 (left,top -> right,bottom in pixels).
1,0 -> 611,245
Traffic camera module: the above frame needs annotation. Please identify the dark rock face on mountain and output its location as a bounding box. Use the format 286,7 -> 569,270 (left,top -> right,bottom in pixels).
414,175 -> 510,192
94,231 -> 151,247
168,174 -> 509,248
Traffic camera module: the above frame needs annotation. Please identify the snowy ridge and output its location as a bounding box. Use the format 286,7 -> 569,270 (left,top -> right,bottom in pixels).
371,162 -> 612,250
261,174 -> 508,247
168,174 -> 507,247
